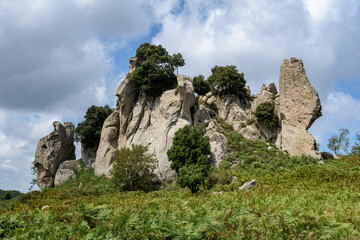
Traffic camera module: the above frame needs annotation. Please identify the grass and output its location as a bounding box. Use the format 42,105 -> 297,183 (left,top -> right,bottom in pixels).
1,129 -> 360,239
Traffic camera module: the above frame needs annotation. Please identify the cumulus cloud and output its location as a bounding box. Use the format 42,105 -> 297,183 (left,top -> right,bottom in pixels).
0,0 -> 176,191
152,0 -> 360,97
0,160 -> 19,172
0,0 -> 156,112
310,91 -> 360,151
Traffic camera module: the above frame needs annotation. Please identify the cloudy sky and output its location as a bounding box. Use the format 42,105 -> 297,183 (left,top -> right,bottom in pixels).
1,0 -> 359,192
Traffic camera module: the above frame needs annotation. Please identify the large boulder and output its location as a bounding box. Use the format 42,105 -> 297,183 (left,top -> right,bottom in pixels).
34,122 -> 76,189
54,160 -> 80,187
276,58 -> 322,159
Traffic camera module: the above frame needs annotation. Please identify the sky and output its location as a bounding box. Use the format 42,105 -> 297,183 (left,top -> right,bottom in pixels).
0,0 -> 359,192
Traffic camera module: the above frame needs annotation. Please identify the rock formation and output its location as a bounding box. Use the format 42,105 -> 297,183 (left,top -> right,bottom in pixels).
54,160 -> 80,187
81,144 -> 97,168
93,57 -> 322,180
276,58 -> 322,159
34,122 -> 76,189
95,75 -> 196,179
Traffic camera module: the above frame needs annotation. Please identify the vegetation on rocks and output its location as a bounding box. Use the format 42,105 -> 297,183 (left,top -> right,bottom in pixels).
74,105 -> 113,149
193,74 -> 210,96
253,101 -> 279,128
128,43 -> 185,97
208,65 -> 247,97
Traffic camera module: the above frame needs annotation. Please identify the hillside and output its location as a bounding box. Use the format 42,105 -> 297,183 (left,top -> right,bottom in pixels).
1,122 -> 360,239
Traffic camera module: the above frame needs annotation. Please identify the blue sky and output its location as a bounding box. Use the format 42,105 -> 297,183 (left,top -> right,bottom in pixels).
0,0 -> 359,192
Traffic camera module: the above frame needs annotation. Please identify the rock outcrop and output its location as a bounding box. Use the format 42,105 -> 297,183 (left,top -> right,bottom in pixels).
54,160 -> 80,187
94,57 -> 322,180
95,75 -> 196,179
276,58 -> 322,159
81,144 -> 97,168
34,122 -> 76,189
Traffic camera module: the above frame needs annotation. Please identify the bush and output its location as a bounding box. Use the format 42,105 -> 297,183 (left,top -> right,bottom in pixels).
193,75 -> 210,95
253,102 -> 278,128
177,162 -> 210,194
111,144 -> 158,191
128,43 -> 184,97
75,105 -> 113,149
208,65 -> 246,97
167,125 -> 211,193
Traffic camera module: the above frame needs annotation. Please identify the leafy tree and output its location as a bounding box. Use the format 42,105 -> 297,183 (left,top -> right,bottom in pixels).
193,74 -> 210,96
350,131 -> 360,156
128,43 -> 184,97
172,53 -> 185,76
208,65 -> 246,97
111,144 -> 158,191
327,128 -> 350,155
75,105 -> 113,149
167,125 -> 211,193
253,102 -> 279,129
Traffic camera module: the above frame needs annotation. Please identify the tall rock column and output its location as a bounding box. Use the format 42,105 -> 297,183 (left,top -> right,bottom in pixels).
276,58 -> 322,159
34,121 -> 76,189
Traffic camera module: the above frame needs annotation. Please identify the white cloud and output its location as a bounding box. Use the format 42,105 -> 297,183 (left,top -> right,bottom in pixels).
0,160 -> 19,172
152,0 -> 360,97
310,91 -> 360,151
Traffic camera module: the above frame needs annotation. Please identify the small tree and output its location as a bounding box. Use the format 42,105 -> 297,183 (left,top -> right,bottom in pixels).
172,53 -> 185,76
208,65 -> 246,97
327,128 -> 350,155
253,102 -> 279,129
111,144 -> 158,191
193,75 -> 210,96
350,131 -> 360,156
75,105 -> 113,149
167,125 -> 211,193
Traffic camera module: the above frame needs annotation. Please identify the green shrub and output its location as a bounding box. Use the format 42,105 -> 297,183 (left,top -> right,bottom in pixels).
128,43 -> 184,97
193,74 -> 210,95
208,65 -> 246,97
111,144 -> 158,191
253,101 -> 278,128
75,105 -> 113,149
167,125 -> 211,193
177,162 -> 210,193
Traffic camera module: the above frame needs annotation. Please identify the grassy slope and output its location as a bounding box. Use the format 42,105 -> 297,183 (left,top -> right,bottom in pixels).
1,123 -> 360,239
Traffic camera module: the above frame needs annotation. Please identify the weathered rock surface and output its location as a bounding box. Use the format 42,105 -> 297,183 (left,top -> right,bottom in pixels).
94,57 -> 323,181
95,75 -> 196,179
276,58 -> 322,159
321,152 -> 335,160
34,122 -> 76,189
54,160 -> 80,187
81,144 -> 97,168
239,180 -> 257,191
279,58 -> 322,130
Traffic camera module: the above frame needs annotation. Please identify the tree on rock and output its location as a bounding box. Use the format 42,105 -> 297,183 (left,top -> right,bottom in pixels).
253,102 -> 279,129
208,65 -> 246,97
75,105 -> 113,149
167,125 -> 211,193
193,74 -> 210,96
172,53 -> 185,76
128,43 -> 185,97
